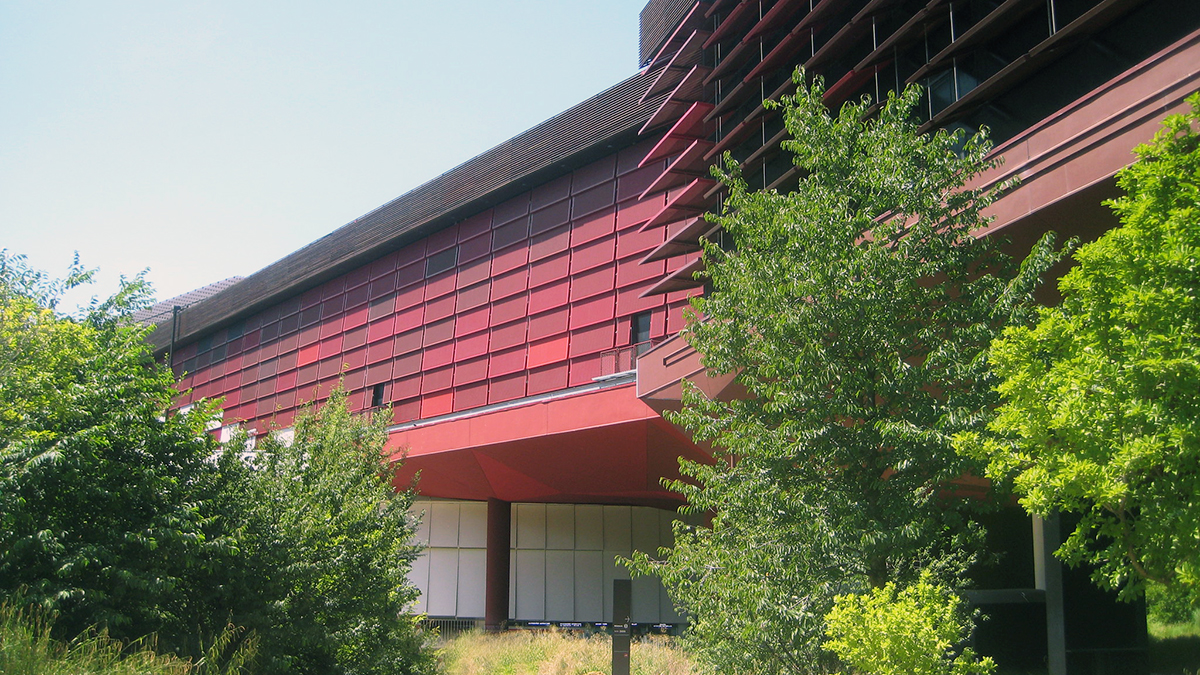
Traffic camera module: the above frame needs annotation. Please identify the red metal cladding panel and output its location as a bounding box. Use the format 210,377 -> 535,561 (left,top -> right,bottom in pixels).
395,284 -> 424,311
344,368 -> 366,392
393,329 -> 422,356
527,335 -> 569,369
457,256 -> 491,288
570,235 -> 616,274
454,356 -> 489,385
277,350 -> 298,372
617,198 -> 664,230
528,279 -> 570,315
243,329 -> 261,350
571,182 -> 616,221
421,366 -> 454,394
370,270 -> 397,298
531,199 -> 571,236
488,373 -> 527,404
345,283 -> 369,308
278,332 -> 298,354
277,369 -> 298,391
571,206 -> 617,246
344,304 -> 368,331
423,341 -> 455,370
456,281 -> 490,312
256,395 -> 277,418
667,299 -> 693,333
453,382 -> 489,411
493,219 -> 529,251
490,294 -> 528,327
532,174 -> 572,210
489,346 -> 527,378
528,363 -> 569,395
424,318 -> 455,346
367,316 -> 395,343
458,209 -> 492,240
422,391 -> 454,418
569,268 -> 616,302
394,306 -> 424,334
318,336 -> 341,360
298,323 -> 320,346
528,307 -> 569,341
617,224 -> 667,258
492,242 -> 530,275
425,270 -> 456,300
393,376 -> 421,402
458,232 -> 491,263
365,363 -> 391,387
273,408 -> 296,429
223,388 -> 240,408
321,278 -> 344,300
425,293 -> 456,322
455,305 -> 490,338
531,225 -> 570,262
261,322 -> 281,343
367,297 -> 392,322
259,359 -> 277,379
427,222 -> 458,253
317,357 -> 341,380
491,319 -> 528,351
569,324 -> 616,358
569,293 -> 617,330
618,164 -> 667,201
297,363 -> 318,386
618,137 -> 660,175
298,343 -> 319,367
343,346 -> 367,371
396,261 -> 423,289
573,154 -> 617,192
300,287 -> 322,309
343,325 -> 367,350
568,354 -> 604,387
396,240 -> 427,268
617,255 -> 665,287
345,265 -> 371,290
529,250 -> 570,287
392,398 -> 421,424
493,193 -> 530,225
394,352 -> 422,378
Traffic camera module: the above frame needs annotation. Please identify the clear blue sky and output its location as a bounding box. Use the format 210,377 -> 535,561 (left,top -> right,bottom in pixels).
0,1 -> 651,308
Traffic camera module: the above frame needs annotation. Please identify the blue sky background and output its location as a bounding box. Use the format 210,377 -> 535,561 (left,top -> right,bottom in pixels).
0,1 -> 650,309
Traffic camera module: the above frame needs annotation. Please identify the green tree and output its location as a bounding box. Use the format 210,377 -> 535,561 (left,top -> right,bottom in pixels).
220,390 -> 434,675
824,573 -> 995,675
628,75 -> 1060,673
956,94 -> 1200,606
0,252 -> 234,650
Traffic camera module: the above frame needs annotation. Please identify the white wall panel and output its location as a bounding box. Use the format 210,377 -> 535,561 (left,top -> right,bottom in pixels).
427,548 -> 459,616
546,504 -> 575,550
515,549 -> 546,620
456,548 -> 487,618
603,506 -> 632,551
516,503 -> 546,549
574,550 -> 605,621
631,507 -> 660,554
429,502 -> 461,547
632,575 -> 660,623
459,501 -> 488,548
408,552 -> 430,614
545,550 -> 575,621
575,505 -> 604,550
410,501 -> 431,545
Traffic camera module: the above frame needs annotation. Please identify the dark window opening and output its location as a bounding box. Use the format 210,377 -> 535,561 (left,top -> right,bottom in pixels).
371,382 -> 387,408
426,247 -> 457,278
632,312 -> 653,355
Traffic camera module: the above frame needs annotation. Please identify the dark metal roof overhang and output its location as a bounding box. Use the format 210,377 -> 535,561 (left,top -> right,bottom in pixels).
149,68 -> 672,353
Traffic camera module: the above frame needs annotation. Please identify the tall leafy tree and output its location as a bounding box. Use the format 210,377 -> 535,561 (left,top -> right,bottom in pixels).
221,390 -> 435,675
956,94 -> 1200,606
629,75 -> 1060,673
0,252 -> 233,649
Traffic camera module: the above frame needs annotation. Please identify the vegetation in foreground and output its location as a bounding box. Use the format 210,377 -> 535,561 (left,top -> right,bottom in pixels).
438,629 -> 707,675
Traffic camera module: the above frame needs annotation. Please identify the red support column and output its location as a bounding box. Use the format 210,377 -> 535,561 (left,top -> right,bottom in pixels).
485,498 -> 511,631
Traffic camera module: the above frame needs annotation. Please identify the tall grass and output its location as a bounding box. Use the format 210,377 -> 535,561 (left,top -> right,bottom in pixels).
0,603 -> 257,675
439,629 -> 708,675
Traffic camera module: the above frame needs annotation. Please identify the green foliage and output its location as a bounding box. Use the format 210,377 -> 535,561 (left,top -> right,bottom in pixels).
823,573 -> 995,675
0,251 -> 235,650
0,602 -> 256,675
956,94 -> 1200,604
219,389 -> 435,675
628,73 -> 1061,673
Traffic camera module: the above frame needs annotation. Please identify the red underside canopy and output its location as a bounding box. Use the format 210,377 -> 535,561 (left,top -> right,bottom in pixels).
388,383 -> 710,509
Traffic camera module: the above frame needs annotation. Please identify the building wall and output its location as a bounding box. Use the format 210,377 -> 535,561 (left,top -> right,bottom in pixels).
172,140 -> 701,433
408,499 -> 692,624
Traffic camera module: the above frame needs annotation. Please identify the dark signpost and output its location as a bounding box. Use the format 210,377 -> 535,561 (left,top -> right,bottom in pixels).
612,579 -> 632,675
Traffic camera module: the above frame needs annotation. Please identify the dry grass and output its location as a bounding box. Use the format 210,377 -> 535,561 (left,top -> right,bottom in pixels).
438,629 -> 708,675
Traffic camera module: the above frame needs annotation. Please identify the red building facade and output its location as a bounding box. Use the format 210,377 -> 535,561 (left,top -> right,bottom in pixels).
151,0 -> 1200,671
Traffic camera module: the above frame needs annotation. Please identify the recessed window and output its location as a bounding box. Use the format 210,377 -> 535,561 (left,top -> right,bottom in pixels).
631,312 -> 652,346
425,247 -> 457,278
371,382 -> 387,408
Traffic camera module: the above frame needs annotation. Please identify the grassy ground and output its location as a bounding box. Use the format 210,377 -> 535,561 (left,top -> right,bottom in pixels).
438,630 -> 708,675
1149,615 -> 1200,675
